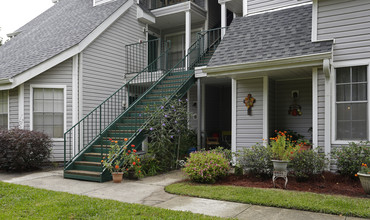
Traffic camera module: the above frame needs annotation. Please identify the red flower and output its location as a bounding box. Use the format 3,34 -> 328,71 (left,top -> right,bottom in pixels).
124,138 -> 128,141
109,138 -> 112,141
131,144 -> 135,148
115,165 -> 119,169
133,162 -> 136,165
290,152 -> 293,154
128,150 -> 131,153
133,149 -> 137,153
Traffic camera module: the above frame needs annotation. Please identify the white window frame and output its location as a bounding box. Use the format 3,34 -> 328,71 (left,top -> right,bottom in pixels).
30,84 -> 67,141
0,90 -> 9,130
331,62 -> 370,145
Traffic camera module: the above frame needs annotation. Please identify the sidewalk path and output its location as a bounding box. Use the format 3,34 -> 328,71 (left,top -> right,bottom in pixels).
1,170 -> 365,220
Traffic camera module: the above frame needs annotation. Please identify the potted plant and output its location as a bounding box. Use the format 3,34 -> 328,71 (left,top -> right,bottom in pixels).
356,163 -> 370,194
297,139 -> 312,151
102,139 -> 142,183
269,131 -> 299,171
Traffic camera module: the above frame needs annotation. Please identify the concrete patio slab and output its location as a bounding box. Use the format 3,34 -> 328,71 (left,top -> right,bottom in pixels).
156,196 -> 251,218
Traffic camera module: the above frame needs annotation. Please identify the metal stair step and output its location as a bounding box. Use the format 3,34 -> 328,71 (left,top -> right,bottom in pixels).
64,170 -> 101,177
84,152 -> 108,157
75,161 -> 101,166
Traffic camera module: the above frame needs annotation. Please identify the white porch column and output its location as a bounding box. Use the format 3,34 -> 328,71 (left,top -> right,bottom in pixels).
221,2 -> 227,38
18,83 -> 24,129
263,76 -> 269,147
231,78 -> 237,163
197,78 -> 201,150
324,70 -> 332,158
312,68 -> 318,149
243,0 -> 248,17
72,54 -> 79,156
185,10 -> 191,69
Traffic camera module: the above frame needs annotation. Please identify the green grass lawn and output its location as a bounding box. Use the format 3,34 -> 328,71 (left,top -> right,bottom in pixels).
165,182 -> 370,218
0,182 -> 227,219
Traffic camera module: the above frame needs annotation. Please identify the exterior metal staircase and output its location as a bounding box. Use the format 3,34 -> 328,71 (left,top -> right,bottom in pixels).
63,28 -> 223,182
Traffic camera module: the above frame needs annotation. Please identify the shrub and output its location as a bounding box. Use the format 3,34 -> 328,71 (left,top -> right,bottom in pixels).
146,98 -> 193,171
183,150 -> 230,183
237,144 -> 273,176
331,142 -> 370,177
290,149 -> 326,181
0,129 -> 52,171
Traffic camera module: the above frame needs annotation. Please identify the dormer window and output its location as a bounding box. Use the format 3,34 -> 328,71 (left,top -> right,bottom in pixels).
93,0 -> 116,6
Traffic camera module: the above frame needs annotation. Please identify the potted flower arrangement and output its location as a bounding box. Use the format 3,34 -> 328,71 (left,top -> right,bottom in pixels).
296,139 -> 312,151
356,163 -> 370,194
101,138 -> 142,183
269,131 -> 299,171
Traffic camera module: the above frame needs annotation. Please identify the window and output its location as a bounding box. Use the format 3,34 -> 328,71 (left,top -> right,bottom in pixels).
336,66 -> 367,140
0,90 -> 8,130
33,88 -> 64,138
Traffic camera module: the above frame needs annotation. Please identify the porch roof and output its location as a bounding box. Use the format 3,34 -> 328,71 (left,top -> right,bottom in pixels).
207,4 -> 333,68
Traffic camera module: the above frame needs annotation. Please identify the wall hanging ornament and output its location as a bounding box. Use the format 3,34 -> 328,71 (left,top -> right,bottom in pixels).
243,94 -> 256,116
288,90 -> 302,116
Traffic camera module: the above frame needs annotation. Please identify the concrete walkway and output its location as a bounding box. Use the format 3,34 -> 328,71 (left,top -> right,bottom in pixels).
0,170 -> 365,220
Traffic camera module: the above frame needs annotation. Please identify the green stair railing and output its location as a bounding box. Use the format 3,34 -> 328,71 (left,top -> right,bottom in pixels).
63,28 -> 225,179
64,40 -> 170,168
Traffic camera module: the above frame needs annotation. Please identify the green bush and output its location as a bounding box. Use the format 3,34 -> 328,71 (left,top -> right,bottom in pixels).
237,144 -> 273,176
0,129 -> 52,171
290,149 -> 326,181
146,98 -> 194,171
183,150 -> 230,183
331,142 -> 370,177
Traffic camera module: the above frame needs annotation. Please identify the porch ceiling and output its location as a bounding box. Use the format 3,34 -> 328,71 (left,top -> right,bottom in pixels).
150,2 -> 206,29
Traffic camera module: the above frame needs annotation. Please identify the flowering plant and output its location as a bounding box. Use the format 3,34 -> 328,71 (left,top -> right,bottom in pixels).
269,131 -> 299,161
297,138 -> 312,147
101,138 -> 142,177
356,163 -> 370,176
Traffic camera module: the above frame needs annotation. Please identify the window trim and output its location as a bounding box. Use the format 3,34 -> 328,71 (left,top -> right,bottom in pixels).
332,64 -> 370,144
30,84 -> 67,141
0,90 -> 10,130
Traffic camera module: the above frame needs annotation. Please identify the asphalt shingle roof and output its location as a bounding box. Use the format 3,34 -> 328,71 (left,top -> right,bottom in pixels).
208,5 -> 333,67
0,0 -> 128,79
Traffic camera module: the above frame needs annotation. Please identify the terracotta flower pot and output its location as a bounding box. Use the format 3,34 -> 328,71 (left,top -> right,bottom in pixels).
299,144 -> 312,151
271,160 -> 289,172
112,172 -> 123,183
358,173 -> 370,194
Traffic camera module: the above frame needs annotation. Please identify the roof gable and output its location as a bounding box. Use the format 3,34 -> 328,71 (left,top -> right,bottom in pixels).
0,0 -> 128,80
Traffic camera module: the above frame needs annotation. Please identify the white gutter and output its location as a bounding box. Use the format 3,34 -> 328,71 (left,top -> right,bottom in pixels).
203,52 -> 332,77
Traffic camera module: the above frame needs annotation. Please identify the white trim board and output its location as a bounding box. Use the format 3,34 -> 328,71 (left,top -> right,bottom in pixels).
311,0 -> 318,42
262,76 -> 268,147
0,0 -> 134,90
29,84 -> 68,142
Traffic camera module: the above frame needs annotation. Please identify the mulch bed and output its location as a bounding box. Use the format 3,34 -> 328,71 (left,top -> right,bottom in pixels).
216,172 -> 368,198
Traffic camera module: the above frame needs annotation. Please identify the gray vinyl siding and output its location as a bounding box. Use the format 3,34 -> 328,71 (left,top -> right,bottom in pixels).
188,85 -> 198,130
194,0 -> 205,9
24,58 -> 73,161
247,0 -> 311,14
208,0 -> 220,29
317,0 -> 370,62
82,5 -> 146,115
317,69 -> 325,152
9,88 -> 18,129
236,78 -> 263,151
274,79 -> 312,140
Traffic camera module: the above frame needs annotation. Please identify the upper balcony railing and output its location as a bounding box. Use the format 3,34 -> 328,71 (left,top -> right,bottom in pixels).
140,0 -> 194,10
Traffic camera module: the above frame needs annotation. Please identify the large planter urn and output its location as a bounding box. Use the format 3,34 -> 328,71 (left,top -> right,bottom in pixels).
357,173 -> 370,194
271,160 -> 289,172
112,172 -> 124,183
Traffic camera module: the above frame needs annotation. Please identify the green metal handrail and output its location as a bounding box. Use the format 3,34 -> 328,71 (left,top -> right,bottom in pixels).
97,28 -> 225,177
64,40 -> 171,168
